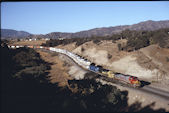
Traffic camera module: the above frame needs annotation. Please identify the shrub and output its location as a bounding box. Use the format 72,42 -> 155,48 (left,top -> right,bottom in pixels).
51,52 -> 59,57
107,54 -> 112,59
93,39 -> 100,44
81,47 -> 85,52
166,57 -> 169,62
117,43 -> 122,51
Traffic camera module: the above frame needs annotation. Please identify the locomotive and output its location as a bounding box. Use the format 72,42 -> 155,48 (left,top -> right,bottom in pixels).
89,63 -> 141,88
113,73 -> 141,88
25,45 -> 141,88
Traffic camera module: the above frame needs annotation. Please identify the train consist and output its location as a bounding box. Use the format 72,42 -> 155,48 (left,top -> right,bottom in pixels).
89,63 -> 141,88
8,45 -> 141,88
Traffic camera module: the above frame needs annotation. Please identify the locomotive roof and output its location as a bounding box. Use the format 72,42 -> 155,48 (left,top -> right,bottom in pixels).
115,73 -> 138,78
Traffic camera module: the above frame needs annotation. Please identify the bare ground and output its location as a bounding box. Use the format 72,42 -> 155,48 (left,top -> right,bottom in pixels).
96,79 -> 169,111
37,50 -> 72,87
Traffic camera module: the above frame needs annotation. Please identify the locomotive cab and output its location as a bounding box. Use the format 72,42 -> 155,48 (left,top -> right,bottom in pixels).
107,71 -> 115,78
129,76 -> 141,87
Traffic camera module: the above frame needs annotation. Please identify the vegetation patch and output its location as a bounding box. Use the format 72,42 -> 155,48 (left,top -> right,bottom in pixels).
42,28 -> 169,52
107,54 -> 112,59
166,57 -> 169,62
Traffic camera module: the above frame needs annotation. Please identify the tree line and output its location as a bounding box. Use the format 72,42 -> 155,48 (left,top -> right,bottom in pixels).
42,28 -> 169,51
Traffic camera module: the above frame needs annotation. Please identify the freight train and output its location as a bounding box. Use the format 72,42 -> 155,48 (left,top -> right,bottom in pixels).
88,63 -> 141,88
11,45 -> 141,88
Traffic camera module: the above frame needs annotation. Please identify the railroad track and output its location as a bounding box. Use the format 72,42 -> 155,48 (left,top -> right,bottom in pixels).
40,48 -> 169,101
39,48 -> 138,88
9,46 -> 169,101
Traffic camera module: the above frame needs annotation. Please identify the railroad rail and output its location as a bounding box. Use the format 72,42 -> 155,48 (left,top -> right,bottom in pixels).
8,45 -> 141,88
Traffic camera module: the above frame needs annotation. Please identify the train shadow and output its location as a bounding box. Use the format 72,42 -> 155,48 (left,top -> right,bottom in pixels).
140,80 -> 151,87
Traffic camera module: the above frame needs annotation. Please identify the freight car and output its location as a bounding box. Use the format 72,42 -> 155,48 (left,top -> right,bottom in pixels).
28,45 -> 34,48
44,47 -> 50,50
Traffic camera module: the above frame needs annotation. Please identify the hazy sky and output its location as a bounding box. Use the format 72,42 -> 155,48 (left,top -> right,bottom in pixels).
1,1 -> 169,34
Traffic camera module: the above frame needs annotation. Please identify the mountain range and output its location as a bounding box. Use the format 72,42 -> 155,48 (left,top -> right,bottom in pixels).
1,29 -> 31,39
1,20 -> 169,39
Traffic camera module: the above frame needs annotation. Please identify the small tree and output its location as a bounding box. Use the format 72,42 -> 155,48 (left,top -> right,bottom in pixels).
117,43 -> 122,51
107,54 -> 112,59
81,47 -> 85,52
93,39 -> 100,45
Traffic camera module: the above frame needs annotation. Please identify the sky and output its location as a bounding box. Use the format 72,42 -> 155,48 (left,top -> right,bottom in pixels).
1,1 -> 169,34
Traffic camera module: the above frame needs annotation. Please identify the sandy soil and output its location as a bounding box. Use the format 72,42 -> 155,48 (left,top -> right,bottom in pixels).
110,55 -> 159,80
57,54 -> 88,80
139,45 -> 169,82
72,41 -> 128,68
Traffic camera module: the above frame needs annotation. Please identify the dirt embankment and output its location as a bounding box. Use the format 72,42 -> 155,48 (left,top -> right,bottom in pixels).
37,49 -> 88,87
57,54 -> 88,80
97,79 -> 169,112
139,45 -> 169,83
71,40 -> 129,69
56,41 -> 169,85
37,50 -> 72,87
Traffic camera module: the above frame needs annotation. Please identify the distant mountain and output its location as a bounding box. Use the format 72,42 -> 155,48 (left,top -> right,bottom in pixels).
2,20 -> 169,39
1,29 -> 31,39
42,20 -> 169,39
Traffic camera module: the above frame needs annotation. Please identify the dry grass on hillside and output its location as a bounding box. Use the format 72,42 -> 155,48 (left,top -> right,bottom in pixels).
56,42 -> 77,51
10,40 -> 46,46
37,50 -> 72,87
55,40 -> 169,84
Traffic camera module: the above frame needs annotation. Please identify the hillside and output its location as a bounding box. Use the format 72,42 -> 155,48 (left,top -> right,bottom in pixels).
53,41 -> 169,86
2,20 -> 169,39
34,20 -> 169,39
9,38 -> 169,111
1,29 -> 31,39
68,20 -> 169,38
